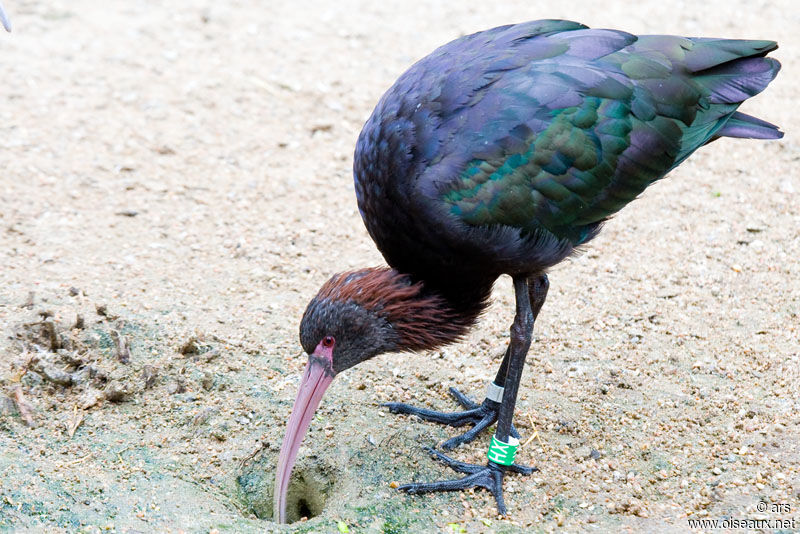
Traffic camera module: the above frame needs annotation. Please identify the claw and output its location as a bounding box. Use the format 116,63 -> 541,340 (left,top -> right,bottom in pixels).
506,462 -> 536,475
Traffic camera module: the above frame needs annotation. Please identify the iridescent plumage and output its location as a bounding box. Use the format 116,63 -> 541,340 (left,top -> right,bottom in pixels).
354,20 -> 781,290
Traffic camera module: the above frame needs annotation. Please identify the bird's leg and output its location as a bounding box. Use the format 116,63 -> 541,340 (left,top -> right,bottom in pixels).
398,274 -> 548,516
384,274 -> 549,450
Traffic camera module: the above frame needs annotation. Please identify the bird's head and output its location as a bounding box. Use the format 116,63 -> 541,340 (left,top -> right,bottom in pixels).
297,269 -> 403,375
274,267 -> 470,522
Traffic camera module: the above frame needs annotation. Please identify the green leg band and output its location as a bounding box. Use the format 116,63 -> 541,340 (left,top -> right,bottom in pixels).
487,434 -> 520,466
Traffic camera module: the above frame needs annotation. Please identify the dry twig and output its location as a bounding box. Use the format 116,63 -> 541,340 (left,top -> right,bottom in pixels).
64,453 -> 93,467
65,405 -> 84,438
521,412 -> 545,450
238,440 -> 267,469
110,329 -> 130,363
12,387 -> 35,427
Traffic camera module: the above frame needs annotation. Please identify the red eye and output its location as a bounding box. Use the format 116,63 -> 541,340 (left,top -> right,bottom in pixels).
322,336 -> 334,348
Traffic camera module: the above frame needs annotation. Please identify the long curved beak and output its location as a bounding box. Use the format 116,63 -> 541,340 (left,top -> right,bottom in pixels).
0,2 -> 11,32
273,355 -> 334,523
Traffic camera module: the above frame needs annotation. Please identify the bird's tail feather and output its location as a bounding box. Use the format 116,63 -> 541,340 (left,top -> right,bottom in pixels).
714,111 -> 783,140
695,56 -> 781,105
684,38 -> 777,72
685,39 -> 783,144
688,37 -> 781,106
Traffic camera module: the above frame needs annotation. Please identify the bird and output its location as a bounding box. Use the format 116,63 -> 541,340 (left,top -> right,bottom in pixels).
274,19 -> 782,521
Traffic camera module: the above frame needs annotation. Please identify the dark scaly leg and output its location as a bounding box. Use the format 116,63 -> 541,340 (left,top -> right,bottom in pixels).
384,274 -> 549,450
398,274 -> 549,515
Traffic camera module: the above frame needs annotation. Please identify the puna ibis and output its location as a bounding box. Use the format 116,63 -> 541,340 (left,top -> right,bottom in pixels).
274,19 -> 782,520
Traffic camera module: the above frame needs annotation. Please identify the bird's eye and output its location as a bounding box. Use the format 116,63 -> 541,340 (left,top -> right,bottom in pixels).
322,336 -> 335,348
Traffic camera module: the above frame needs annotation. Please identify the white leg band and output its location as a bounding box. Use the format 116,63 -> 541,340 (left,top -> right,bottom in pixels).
486,382 -> 504,403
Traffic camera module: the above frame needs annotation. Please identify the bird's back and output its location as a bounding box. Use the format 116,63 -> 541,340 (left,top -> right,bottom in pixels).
353,20 -> 781,286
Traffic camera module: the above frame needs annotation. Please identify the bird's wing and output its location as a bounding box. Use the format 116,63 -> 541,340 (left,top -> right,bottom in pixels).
404,22 -> 780,244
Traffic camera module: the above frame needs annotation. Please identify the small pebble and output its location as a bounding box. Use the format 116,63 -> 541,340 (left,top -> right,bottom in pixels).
38,364 -> 73,387
0,397 -> 18,416
80,388 -> 105,409
142,365 -> 157,389
104,383 -> 130,403
167,379 -> 186,395
201,372 -> 214,391
211,424 -> 229,441
179,337 -> 199,355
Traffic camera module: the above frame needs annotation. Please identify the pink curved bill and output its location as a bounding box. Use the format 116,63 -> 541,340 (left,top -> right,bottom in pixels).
273,356 -> 334,523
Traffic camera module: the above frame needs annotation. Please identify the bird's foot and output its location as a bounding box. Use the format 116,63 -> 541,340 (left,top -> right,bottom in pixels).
384,387 -> 519,450
398,447 -> 535,516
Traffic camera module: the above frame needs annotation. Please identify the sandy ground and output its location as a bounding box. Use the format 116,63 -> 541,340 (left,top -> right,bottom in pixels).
1,0 -> 798,532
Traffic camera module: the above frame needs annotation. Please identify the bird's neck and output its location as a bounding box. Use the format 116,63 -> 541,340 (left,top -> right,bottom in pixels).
385,270 -> 494,353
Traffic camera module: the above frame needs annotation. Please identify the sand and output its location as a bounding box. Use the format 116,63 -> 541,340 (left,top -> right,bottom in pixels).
1,0 -> 798,532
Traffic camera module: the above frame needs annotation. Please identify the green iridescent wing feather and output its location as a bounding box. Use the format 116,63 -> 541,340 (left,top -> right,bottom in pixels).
434,27 -> 780,244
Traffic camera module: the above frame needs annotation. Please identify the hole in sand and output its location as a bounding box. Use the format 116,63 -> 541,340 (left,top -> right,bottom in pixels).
236,460 -> 337,524
296,497 -> 313,521
281,469 -> 329,523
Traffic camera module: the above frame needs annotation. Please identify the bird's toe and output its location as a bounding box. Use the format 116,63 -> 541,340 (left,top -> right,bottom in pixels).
447,387 -> 480,409
395,456 -> 512,515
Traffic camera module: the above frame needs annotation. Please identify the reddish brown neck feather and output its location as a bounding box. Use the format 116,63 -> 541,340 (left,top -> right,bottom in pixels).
316,267 -> 488,352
